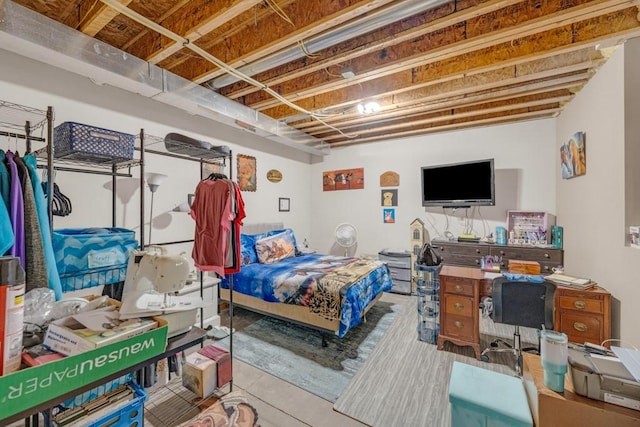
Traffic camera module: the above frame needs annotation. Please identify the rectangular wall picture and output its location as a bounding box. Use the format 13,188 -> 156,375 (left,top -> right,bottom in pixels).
381,189 -> 398,206
322,168 -> 364,191
383,208 -> 395,223
560,132 -> 586,179
237,154 -> 257,191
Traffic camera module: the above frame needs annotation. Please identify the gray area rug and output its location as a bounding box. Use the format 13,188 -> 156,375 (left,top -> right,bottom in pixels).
216,297 -> 402,402
334,297 -> 538,427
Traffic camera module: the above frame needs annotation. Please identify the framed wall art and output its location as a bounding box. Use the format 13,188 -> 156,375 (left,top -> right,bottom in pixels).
322,167 -> 364,191
383,208 -> 395,223
560,132 -> 586,179
278,197 -> 290,212
381,189 -> 398,206
237,154 -> 257,191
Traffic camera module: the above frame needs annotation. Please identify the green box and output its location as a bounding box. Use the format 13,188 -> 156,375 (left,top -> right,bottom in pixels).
0,322 -> 167,422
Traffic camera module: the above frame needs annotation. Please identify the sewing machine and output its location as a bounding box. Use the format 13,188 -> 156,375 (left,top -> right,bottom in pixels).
119,246 -> 203,337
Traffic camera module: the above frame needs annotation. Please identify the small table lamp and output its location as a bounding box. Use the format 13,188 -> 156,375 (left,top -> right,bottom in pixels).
145,172 -> 168,245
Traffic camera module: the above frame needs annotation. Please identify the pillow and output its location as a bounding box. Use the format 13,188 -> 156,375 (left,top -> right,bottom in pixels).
502,272 -> 545,283
240,228 -> 299,265
255,231 -> 296,264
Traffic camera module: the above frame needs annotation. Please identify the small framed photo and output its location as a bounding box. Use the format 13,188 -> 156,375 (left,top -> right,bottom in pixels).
279,197 -> 290,212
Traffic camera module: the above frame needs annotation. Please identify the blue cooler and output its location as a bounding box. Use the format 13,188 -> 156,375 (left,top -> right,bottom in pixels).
448,362 -> 533,427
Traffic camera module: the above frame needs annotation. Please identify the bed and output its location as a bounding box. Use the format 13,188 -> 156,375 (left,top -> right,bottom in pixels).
220,225 -> 392,338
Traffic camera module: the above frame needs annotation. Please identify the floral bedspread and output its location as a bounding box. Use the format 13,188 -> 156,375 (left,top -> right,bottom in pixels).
220,254 -> 392,337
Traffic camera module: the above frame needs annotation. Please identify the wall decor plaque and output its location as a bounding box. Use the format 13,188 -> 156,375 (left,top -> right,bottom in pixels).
237,154 -> 257,191
267,169 -> 283,183
380,171 -> 399,187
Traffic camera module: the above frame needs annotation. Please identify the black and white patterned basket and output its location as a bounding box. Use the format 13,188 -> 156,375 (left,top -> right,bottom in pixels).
54,122 -> 135,162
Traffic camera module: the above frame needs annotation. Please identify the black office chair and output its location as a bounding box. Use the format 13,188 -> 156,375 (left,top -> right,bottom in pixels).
480,277 -> 556,375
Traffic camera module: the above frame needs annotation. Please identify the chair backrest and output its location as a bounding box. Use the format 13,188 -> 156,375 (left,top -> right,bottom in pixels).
491,277 -> 556,330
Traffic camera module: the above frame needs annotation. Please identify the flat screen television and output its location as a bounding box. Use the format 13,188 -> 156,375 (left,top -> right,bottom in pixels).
421,159 -> 495,208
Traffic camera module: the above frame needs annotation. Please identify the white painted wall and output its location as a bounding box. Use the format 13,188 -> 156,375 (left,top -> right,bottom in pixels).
310,120 -> 557,256
556,40 -> 640,344
0,47 -> 312,291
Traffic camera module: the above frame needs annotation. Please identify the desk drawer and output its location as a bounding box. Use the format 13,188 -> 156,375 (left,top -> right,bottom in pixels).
434,243 -> 489,257
442,277 -> 475,296
444,294 -> 474,317
558,295 -> 603,314
442,314 -> 475,340
440,254 -> 483,267
558,312 -> 603,344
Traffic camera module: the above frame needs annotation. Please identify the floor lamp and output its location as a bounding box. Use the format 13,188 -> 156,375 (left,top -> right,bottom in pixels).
145,172 -> 168,246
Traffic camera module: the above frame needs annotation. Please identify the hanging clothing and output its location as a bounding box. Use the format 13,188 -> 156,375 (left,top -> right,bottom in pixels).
224,181 -> 245,275
5,151 -> 25,266
191,179 -> 233,276
24,154 -> 62,300
0,150 -> 10,210
15,155 -> 48,291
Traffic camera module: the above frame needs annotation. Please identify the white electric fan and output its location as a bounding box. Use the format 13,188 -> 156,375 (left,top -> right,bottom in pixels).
335,223 -> 358,256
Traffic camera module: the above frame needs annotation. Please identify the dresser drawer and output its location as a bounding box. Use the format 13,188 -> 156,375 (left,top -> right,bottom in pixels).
442,276 -> 475,296
378,253 -> 411,268
439,254 -> 483,267
558,312 -> 603,344
390,279 -> 411,295
442,314 -> 475,340
444,294 -> 474,317
434,243 -> 489,257
491,246 -> 562,264
558,295 -> 603,314
388,267 -> 411,282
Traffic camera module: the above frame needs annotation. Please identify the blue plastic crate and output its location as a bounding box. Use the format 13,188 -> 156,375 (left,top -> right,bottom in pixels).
54,382 -> 146,427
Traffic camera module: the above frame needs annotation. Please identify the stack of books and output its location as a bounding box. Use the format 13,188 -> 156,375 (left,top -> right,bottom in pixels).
546,273 -> 596,290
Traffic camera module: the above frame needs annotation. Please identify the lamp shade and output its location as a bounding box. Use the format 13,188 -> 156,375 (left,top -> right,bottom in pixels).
145,172 -> 168,192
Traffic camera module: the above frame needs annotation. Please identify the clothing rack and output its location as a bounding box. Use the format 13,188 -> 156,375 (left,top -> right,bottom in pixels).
142,133 -> 236,393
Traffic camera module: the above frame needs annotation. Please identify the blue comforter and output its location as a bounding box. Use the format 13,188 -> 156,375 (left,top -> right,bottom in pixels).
221,254 -> 392,337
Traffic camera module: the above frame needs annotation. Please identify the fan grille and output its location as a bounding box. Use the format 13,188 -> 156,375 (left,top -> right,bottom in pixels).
335,223 -> 357,247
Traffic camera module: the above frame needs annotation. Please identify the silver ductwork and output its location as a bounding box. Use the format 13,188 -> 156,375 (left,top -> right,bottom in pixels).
0,0 -> 330,156
210,0 -> 448,89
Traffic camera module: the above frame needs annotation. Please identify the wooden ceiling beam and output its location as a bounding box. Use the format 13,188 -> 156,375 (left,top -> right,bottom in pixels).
290,46 -> 602,128
314,92 -> 573,141
167,0 -> 398,83
328,109 -> 561,146
77,0 -> 133,36
217,0 -> 522,98
245,0 -> 636,111
299,72 -> 590,134
120,0 -> 262,63
119,0 -> 191,51
260,7 -> 640,120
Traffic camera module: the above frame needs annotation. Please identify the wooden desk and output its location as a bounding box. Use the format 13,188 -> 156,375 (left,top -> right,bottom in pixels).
523,353 -> 640,426
437,266 -> 612,360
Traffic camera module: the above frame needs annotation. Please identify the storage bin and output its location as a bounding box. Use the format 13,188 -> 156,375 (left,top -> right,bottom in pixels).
449,362 -> 533,427
52,227 -> 138,291
54,122 -> 135,162
53,381 -> 146,427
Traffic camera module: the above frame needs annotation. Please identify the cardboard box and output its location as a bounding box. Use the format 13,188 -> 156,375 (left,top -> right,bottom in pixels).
508,260 -> 541,275
43,309 -> 158,356
198,345 -> 231,388
0,318 -> 168,423
182,352 -> 218,398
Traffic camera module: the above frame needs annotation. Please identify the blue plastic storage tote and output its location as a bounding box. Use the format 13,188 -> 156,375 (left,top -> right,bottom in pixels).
53,227 -> 138,291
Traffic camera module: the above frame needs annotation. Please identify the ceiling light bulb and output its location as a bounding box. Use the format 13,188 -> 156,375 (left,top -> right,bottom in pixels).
357,101 -> 380,115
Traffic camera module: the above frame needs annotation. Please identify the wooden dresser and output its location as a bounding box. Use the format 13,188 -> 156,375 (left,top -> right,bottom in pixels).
437,266 -> 484,359
431,240 -> 564,273
555,286 -> 611,347
437,266 -> 612,360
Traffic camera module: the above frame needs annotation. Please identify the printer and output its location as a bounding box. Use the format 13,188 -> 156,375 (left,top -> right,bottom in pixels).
568,346 -> 640,411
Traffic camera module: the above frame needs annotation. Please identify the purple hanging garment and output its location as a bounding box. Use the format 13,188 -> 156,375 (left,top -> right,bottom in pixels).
5,151 -> 25,267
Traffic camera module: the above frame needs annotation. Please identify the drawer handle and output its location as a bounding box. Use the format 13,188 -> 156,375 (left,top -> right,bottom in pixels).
544,253 -> 550,258
573,322 -> 588,332
454,302 -> 465,311
454,285 -> 463,292
500,251 -> 505,256
475,259 -> 480,265
475,249 -> 480,254
454,321 -> 464,329
574,301 -> 587,310
544,266 -> 550,271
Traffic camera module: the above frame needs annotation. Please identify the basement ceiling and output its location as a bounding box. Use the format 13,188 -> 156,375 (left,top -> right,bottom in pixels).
8,0 -> 640,147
